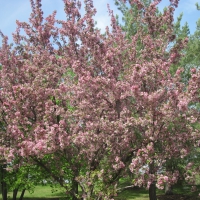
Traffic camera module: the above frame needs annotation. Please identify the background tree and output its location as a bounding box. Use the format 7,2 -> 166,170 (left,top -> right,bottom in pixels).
115,0 -> 151,39
175,18 -> 200,83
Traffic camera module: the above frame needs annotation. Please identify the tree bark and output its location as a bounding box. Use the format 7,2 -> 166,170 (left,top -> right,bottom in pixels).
13,188 -> 18,200
19,189 -> 26,200
71,178 -> 79,200
164,159 -> 174,195
2,183 -> 7,200
0,165 -> 2,197
1,164 -> 7,200
165,182 -> 173,195
149,181 -> 157,200
149,161 -> 157,200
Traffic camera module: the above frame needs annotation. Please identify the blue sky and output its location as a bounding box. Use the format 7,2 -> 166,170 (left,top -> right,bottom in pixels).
0,0 -> 199,42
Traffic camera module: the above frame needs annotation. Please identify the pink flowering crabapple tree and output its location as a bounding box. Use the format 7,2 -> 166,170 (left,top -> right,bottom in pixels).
115,0 -> 200,195
0,0 -> 200,200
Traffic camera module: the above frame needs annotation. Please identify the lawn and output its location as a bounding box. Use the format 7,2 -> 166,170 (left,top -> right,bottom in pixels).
0,186 -> 150,200
0,185 -> 66,200
116,187 -> 150,200
0,185 -> 150,200
1,183 -> 200,200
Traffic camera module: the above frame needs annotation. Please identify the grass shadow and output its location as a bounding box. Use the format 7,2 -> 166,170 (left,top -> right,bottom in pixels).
116,187 -> 149,200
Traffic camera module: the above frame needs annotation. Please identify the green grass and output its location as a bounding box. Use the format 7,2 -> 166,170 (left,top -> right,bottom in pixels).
116,184 -> 200,200
0,187 -> 150,200
0,185 -> 66,200
116,187 -> 150,200
0,185 -> 151,200
1,183 -> 200,200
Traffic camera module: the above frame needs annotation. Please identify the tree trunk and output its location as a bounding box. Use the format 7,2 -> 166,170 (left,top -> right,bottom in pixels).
13,189 -> 18,200
165,182 -> 173,195
1,164 -> 7,200
149,161 -> 157,200
2,183 -> 7,200
164,159 -> 174,195
149,181 -> 157,200
19,189 -> 26,200
0,175 -> 1,195
0,165 -> 2,196
13,188 -> 18,200
71,178 -> 79,200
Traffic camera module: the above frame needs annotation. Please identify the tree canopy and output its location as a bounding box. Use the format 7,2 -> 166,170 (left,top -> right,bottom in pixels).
0,0 -> 200,200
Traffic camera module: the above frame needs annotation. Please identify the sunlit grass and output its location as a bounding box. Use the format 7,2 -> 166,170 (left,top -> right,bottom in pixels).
1,183 -> 200,200
0,185 -> 66,200
24,185 -> 65,198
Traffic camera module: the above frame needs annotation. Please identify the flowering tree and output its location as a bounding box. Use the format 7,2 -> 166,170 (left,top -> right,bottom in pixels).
114,0 -> 199,196
0,0 -> 200,200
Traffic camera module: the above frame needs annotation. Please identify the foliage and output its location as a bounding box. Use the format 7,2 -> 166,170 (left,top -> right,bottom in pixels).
115,0 -> 152,39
